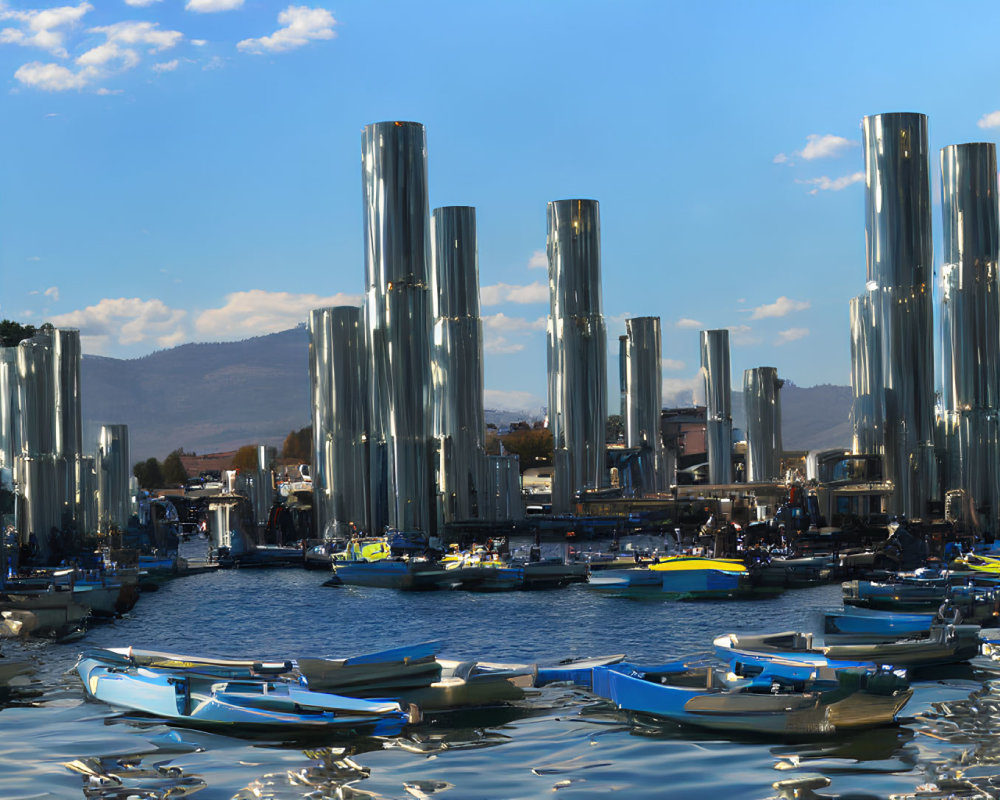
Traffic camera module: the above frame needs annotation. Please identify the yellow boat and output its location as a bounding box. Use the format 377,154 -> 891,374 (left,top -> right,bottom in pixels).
649,556 -> 748,575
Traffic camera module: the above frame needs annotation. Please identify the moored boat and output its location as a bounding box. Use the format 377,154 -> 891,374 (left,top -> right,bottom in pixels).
588,661 -> 911,735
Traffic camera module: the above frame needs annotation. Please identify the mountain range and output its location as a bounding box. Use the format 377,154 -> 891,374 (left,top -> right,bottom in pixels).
80,328 -> 852,463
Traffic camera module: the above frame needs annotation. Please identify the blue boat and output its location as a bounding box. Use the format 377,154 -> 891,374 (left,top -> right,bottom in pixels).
588,661 -> 911,735
332,559 -> 455,590
823,606 -> 939,643
76,652 -> 412,735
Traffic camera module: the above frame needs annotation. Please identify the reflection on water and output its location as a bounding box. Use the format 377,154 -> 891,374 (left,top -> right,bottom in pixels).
3,571 -> 1000,798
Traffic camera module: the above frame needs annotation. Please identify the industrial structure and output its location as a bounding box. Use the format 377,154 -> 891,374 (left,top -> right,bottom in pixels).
743,367 -> 783,483
0,329 -> 132,563
546,199 -> 608,513
622,316 -> 669,492
700,329 -> 733,485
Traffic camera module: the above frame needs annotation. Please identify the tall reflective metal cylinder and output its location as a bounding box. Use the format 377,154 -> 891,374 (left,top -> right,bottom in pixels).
743,367 -> 783,482
308,307 -> 336,537
484,454 -> 524,521
328,306 -> 370,536
97,424 -> 131,533
431,206 -> 486,523
850,291 -> 883,455
251,445 -> 274,529
939,142 -> 1000,531
546,199 -> 607,511
624,317 -> 665,493
362,120 -> 434,534
16,334 -> 54,457
863,112 -> 936,518
700,329 -> 732,484
15,455 -> 62,562
0,348 -> 17,469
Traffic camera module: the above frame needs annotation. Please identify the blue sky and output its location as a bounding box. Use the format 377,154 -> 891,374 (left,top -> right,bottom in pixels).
1,0 -> 998,413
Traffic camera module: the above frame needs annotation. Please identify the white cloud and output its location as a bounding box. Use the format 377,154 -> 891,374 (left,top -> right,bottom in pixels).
194,289 -> 361,338
661,358 -> 685,371
152,59 -> 178,72
14,61 -> 90,90
89,21 -> 182,53
237,5 -> 336,54
483,389 -> 545,413
0,2 -> 92,58
799,134 -> 854,160
191,38 -> 206,46
43,286 -> 59,301
482,313 -> 546,334
675,318 -> 702,329
727,324 -> 760,346
96,86 -> 122,95
797,171 -> 864,194
480,281 -> 547,306
186,0 -> 243,11
978,111 -> 1000,129
776,327 -> 810,344
662,375 -> 701,407
749,295 -> 810,320
482,313 -> 545,354
48,297 -> 187,353
77,41 -> 139,69
775,133 -> 856,165
28,255 -> 41,262
527,249 -> 547,269
125,0 -> 163,5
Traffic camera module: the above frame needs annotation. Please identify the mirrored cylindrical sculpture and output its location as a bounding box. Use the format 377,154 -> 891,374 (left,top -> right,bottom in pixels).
362,120 -> 434,534
97,424 -> 131,534
546,199 -> 607,511
16,334 -> 54,457
850,291 -> 883,456
624,317 -> 665,493
431,206 -> 486,523
328,306 -> 369,536
308,307 -> 336,537
700,329 -> 732,484
863,112 -> 936,518
15,455 -> 63,562
939,142 -> 1000,533
484,454 -> 524,521
743,367 -> 783,482
0,348 -> 17,470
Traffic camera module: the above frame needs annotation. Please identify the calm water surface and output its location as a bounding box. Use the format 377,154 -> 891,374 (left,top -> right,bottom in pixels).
2,558 -> 999,799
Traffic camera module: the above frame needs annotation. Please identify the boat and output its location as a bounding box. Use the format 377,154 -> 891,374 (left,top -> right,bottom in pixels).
587,555 -> 770,599
822,606 -> 940,643
714,624 -> 981,672
0,590 -> 90,639
332,558 -> 455,590
76,651 -> 412,735
588,660 -> 911,735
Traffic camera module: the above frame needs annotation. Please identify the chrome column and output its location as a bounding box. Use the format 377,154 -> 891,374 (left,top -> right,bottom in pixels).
14,455 -> 62,562
863,112 -> 937,518
939,142 -> 1000,532
431,206 -> 486,523
53,329 -> 82,525
484,454 -> 524,521
850,291 -> 883,456
546,199 -> 607,511
251,445 -> 274,529
76,456 -> 97,536
624,317 -> 665,493
700,329 -> 732,484
743,367 -> 783,482
362,120 -> 434,534
0,348 -> 16,470
328,306 -> 370,536
97,424 -> 131,534
308,307 -> 335,537
16,334 -> 54,458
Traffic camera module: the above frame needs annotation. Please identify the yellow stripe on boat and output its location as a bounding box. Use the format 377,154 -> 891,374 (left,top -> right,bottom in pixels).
649,556 -> 748,574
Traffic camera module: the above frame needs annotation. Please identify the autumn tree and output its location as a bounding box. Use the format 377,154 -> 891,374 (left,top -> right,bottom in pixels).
230,445 -> 260,472
282,426 -> 312,462
499,426 -> 553,472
